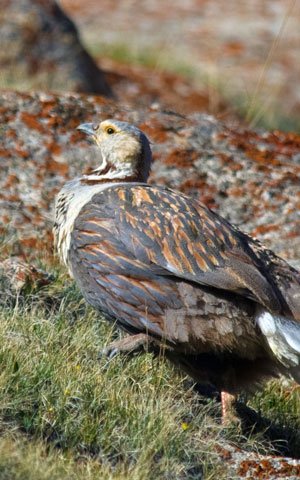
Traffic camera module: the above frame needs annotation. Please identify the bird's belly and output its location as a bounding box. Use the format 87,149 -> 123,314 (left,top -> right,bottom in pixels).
69,245 -> 262,359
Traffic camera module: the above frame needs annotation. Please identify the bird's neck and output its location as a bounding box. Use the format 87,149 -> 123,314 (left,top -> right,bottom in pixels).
80,148 -> 152,185
80,159 -> 141,185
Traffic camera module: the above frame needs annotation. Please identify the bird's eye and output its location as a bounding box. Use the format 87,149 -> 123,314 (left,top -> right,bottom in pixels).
106,127 -> 115,135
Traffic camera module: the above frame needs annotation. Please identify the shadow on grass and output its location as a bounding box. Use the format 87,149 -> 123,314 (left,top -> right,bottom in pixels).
193,383 -> 300,459
235,401 -> 300,459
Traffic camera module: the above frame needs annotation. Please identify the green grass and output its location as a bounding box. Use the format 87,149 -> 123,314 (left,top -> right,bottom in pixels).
0,265 -> 299,479
90,41 -> 197,78
0,272 -> 221,479
228,91 -> 300,132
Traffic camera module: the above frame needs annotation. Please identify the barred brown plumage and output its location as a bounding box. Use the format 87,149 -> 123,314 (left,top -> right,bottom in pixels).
54,119 -> 300,423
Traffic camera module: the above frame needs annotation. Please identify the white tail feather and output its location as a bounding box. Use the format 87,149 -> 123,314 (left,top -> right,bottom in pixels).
256,310 -> 300,381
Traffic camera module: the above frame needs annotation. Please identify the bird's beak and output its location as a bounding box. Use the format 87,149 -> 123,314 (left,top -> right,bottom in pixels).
77,123 -> 97,138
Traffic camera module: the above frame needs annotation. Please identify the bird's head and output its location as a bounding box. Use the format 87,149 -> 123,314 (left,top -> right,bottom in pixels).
77,119 -> 152,182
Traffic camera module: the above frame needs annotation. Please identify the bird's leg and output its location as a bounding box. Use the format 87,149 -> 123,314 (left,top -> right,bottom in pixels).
100,333 -> 157,359
221,391 -> 238,425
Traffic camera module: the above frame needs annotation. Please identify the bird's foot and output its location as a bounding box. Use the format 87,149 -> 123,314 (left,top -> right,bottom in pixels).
99,333 -> 155,360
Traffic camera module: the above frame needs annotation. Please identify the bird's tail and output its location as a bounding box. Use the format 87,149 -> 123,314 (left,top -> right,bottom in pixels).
256,309 -> 300,383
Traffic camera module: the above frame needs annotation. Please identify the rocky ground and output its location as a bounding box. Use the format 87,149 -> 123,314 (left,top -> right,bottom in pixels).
0,91 -> 299,264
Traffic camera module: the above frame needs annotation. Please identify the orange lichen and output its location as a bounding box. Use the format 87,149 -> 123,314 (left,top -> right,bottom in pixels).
4,174 -> 20,188
163,148 -> 197,167
21,112 -> 45,132
221,128 -> 300,172
214,444 -> 232,460
46,142 -> 62,156
238,458 -> 300,478
14,146 -> 30,159
138,121 -> 169,143
45,158 -> 69,175
252,224 -> 280,235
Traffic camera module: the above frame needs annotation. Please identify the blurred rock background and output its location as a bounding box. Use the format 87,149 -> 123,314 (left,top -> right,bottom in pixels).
0,0 -> 112,95
61,0 -> 300,130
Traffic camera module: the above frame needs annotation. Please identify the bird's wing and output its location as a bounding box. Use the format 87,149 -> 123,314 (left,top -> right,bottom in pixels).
71,184 -> 295,319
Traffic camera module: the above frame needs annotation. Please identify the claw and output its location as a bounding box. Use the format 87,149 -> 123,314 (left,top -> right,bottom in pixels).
98,333 -> 157,361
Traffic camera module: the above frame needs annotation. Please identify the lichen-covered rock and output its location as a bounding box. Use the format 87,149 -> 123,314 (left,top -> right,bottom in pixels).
0,90 -> 299,263
0,0 -> 112,96
0,257 -> 54,302
215,441 -> 300,479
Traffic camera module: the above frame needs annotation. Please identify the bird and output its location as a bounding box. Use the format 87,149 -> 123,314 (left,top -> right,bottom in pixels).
53,119 -> 300,422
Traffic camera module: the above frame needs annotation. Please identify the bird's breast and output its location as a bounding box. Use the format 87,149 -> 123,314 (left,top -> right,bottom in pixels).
54,180 -> 126,270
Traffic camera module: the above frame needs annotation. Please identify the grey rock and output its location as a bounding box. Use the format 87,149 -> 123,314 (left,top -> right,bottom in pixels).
0,90 -> 299,264
0,0 -> 113,95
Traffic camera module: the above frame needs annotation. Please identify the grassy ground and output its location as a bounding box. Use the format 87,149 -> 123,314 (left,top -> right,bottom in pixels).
0,262 -> 299,479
